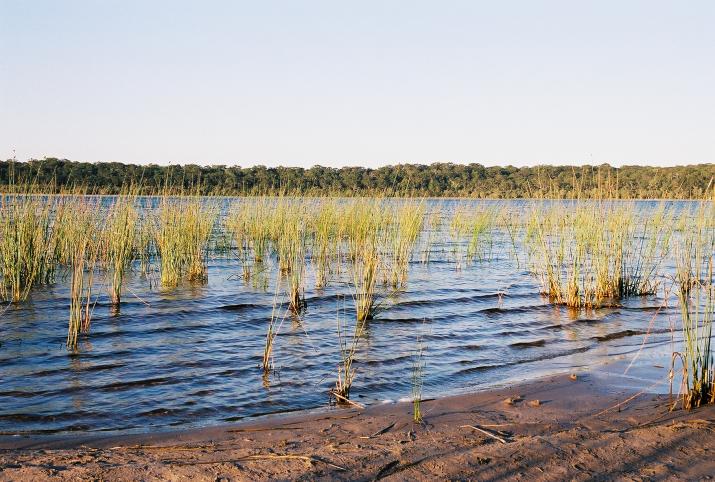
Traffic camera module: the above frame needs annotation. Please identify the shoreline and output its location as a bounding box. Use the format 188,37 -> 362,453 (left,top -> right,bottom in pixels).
2,369 -> 714,480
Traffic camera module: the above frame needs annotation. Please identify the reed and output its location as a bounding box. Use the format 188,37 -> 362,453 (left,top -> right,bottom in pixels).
134,213 -> 154,275
352,227 -> 382,322
449,205 -> 495,269
262,298 -> 279,374
386,201 -> 424,288
310,200 -> 337,289
283,217 -> 308,313
63,199 -> 102,350
229,198 -> 273,279
103,196 -> 138,307
526,200 -> 673,308
0,193 -> 58,302
412,338 -> 425,423
153,195 -> 217,287
225,201 -> 250,281
420,208 -> 442,264
331,304 -> 363,402
672,198 -> 715,409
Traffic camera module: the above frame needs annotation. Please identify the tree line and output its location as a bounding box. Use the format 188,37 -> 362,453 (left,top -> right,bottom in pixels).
1,157 -> 713,198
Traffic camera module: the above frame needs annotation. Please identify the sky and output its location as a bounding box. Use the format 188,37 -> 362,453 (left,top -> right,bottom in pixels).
1,1 -> 713,168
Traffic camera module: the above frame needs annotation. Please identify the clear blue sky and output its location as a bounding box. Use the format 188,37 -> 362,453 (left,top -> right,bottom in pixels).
1,1 -> 713,168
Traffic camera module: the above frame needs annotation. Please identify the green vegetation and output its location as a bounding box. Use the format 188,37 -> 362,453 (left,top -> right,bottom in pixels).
103,195 -> 138,307
672,198 -> 715,409
64,198 -> 102,350
330,308 -> 362,404
412,338 -> 426,423
153,196 -> 217,287
525,201 -> 673,308
0,194 -> 57,302
2,158 -> 714,198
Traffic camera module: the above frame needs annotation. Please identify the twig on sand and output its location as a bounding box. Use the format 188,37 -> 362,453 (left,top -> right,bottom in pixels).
329,390 -> 365,409
162,454 -> 346,471
360,421 -> 396,439
460,424 -> 510,444
590,376 -> 667,419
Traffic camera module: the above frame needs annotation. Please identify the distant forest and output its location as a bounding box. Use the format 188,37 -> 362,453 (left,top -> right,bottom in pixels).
1,158 -> 714,198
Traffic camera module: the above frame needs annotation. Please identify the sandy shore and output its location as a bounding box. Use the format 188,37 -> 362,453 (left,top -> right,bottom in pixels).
1,370 -> 714,481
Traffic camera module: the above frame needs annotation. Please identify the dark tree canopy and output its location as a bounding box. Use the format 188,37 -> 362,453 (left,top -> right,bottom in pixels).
1,158 -> 713,198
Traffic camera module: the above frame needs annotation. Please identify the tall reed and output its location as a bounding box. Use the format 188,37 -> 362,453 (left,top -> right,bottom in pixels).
386,201 -> 424,288
420,208 -> 442,264
331,304 -> 363,402
153,196 -> 217,287
412,338 -> 425,423
672,198 -> 715,409
279,213 -> 308,313
311,200 -> 337,289
0,194 -> 58,302
526,200 -> 673,308
349,202 -> 383,322
449,205 -> 494,269
63,199 -> 102,349
103,196 -> 138,306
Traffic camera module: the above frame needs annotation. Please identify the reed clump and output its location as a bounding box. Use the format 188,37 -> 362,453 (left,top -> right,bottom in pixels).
274,201 -> 308,313
672,198 -> 715,409
386,201 -> 424,288
62,198 -> 103,350
330,305 -> 363,403
348,200 -> 384,322
103,196 -> 138,307
227,198 -> 273,281
153,196 -> 217,287
420,207 -> 442,264
310,200 -> 338,289
526,200 -> 673,308
0,194 -> 58,302
449,205 -> 495,269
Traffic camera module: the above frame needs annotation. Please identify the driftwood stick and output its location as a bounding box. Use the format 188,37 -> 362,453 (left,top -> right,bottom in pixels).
330,391 -> 366,409
360,421 -> 396,439
460,424 -> 510,444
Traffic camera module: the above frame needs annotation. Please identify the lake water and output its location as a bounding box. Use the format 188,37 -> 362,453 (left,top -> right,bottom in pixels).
0,199 -> 692,435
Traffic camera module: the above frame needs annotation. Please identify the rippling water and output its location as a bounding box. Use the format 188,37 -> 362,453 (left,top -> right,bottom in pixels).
0,199 -> 690,435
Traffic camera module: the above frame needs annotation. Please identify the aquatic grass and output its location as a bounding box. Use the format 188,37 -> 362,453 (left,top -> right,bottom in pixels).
672,197 -> 715,409
282,215 -> 308,313
268,199 -> 309,313
226,201 -> 253,281
420,207 -> 442,264
64,199 -> 103,350
449,205 -> 495,269
103,195 -> 138,307
153,195 -> 217,287
526,199 -> 674,308
310,200 -> 337,289
134,212 -> 155,275
465,207 -> 495,263
330,302 -> 363,403
412,337 -> 425,423
262,289 -> 287,375
386,200 -> 424,288
0,193 -> 58,302
352,227 -> 381,322
227,198 -> 273,279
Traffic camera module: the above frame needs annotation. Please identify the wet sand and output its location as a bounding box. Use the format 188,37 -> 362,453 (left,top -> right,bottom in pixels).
1,370 -> 714,481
